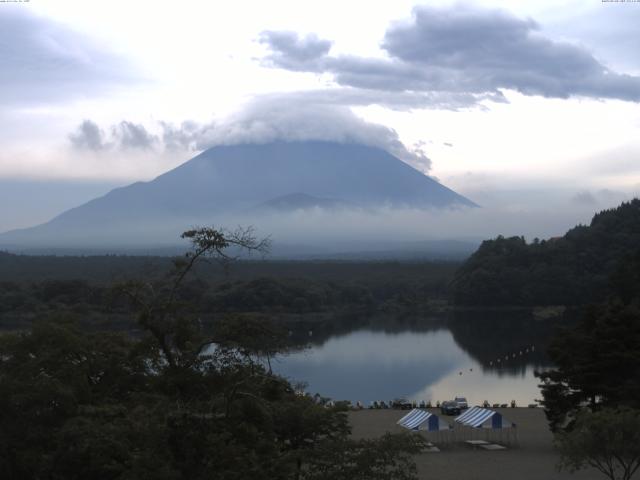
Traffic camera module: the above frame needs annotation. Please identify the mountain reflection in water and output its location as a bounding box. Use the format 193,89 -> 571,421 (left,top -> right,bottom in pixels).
273,312 -> 557,406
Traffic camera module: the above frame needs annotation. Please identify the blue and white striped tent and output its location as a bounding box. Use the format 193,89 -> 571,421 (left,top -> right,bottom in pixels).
397,409 -> 451,431
454,406 -> 515,429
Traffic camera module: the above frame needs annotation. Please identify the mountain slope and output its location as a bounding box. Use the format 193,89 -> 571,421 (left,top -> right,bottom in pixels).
0,141 -> 476,247
254,193 -> 354,212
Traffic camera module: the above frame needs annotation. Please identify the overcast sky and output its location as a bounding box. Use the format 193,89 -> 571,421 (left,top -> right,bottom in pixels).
1,0 -> 640,231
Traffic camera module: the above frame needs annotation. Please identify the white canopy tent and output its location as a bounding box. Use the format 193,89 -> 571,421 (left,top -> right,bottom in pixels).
397,409 -> 452,447
455,406 -> 515,429
454,406 -> 517,445
397,409 -> 451,432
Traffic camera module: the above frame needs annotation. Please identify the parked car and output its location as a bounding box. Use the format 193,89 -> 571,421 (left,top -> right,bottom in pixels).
392,398 -> 413,410
440,400 -> 461,416
454,396 -> 469,409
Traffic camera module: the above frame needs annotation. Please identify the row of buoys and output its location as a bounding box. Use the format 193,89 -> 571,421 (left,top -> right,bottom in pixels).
488,345 -> 535,367
452,345 -> 537,377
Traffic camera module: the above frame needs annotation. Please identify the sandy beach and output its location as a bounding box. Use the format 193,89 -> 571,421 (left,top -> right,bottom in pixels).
349,408 -> 603,480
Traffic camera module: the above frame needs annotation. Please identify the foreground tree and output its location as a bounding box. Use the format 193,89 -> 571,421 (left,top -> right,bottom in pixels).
537,300 -> 640,431
303,434 -> 424,480
536,251 -> 640,478
0,227 -> 423,480
556,408 -> 640,480
537,249 -> 640,432
117,226 -> 272,370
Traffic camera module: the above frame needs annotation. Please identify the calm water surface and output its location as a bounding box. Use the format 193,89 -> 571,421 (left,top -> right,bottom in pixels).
273,326 -> 550,407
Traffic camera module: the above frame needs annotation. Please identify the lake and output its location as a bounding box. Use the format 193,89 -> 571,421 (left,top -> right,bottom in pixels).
273,314 -> 555,407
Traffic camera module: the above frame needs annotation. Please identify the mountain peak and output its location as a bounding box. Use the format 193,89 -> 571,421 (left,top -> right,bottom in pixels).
0,141 -> 476,248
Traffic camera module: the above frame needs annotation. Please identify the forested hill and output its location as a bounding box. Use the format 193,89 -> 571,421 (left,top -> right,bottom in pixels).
451,199 -> 640,306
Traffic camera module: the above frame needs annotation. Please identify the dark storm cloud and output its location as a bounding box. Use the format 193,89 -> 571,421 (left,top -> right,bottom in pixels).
382,6 -> 640,100
0,7 -> 138,105
259,31 -> 332,70
113,121 -> 157,150
69,120 -> 107,151
259,5 -> 640,104
69,120 -> 157,151
160,121 -> 202,151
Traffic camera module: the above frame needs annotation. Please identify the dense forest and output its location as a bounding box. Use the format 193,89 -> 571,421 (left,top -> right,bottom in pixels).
536,247 -> 640,428
451,199 -> 640,306
0,228 -> 425,479
0,253 -> 457,332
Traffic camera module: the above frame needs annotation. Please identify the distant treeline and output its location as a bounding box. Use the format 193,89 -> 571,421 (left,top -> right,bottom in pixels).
451,199 -> 640,306
0,252 -> 456,283
0,257 -> 458,330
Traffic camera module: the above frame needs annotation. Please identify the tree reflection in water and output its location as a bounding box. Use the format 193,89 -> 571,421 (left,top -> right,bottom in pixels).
275,309 -> 572,405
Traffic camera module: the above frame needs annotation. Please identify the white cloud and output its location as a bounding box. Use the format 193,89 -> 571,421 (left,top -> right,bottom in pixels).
73,94 -> 432,172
